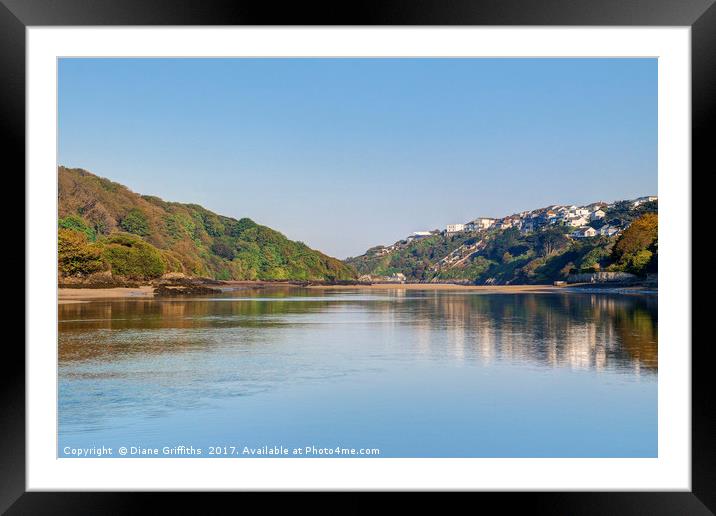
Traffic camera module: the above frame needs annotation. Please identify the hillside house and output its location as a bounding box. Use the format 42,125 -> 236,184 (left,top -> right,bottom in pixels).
471,217 -> 496,230
590,209 -> 606,220
632,196 -> 658,207
446,223 -> 465,233
571,227 -> 597,238
568,216 -> 589,227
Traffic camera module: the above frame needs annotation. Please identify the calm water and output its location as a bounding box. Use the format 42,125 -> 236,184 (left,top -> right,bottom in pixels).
58,288 -> 657,458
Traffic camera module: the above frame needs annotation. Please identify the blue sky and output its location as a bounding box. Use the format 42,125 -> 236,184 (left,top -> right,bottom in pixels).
58,58 -> 657,258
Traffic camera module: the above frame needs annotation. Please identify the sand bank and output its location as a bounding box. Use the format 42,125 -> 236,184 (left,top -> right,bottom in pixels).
58,286 -> 155,303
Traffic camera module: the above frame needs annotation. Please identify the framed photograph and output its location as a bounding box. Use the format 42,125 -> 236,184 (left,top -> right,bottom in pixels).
8,0 -> 712,511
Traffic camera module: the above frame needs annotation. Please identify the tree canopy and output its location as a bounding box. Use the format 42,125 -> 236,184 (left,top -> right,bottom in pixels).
58,167 -> 356,281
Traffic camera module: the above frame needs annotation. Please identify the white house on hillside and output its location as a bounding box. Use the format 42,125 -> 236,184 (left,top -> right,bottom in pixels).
571,227 -> 597,238
473,217 -> 496,230
590,209 -> 606,220
632,196 -> 658,207
568,216 -> 589,227
446,223 -> 465,233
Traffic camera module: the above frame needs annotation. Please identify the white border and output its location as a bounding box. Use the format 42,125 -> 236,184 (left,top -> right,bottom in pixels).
27,27 -> 691,491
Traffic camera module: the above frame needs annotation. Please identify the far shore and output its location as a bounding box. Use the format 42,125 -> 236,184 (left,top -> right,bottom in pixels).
58,281 -> 655,302
305,283 -> 561,293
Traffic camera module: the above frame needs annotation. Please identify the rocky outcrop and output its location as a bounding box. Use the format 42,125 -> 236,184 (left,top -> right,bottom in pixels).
152,273 -> 223,296
58,271 -> 142,288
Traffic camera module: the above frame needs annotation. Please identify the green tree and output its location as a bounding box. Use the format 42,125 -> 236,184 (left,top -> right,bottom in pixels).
628,249 -> 653,274
579,245 -> 609,272
120,208 -> 150,236
101,233 -> 165,279
59,215 -> 96,241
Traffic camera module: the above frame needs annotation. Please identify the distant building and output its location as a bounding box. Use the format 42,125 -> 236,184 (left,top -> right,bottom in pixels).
446,223 -> 465,233
568,216 -> 589,227
472,217 -> 496,230
571,227 -> 597,238
590,209 -> 606,220
632,196 -> 658,207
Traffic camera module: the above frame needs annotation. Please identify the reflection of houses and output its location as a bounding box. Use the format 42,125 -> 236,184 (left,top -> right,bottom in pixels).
390,292 -> 656,374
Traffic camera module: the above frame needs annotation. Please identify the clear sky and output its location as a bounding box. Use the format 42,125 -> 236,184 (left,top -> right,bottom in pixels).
58,58 -> 657,258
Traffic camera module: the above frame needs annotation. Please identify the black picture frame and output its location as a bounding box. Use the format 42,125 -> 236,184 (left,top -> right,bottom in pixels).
6,0 -> 712,511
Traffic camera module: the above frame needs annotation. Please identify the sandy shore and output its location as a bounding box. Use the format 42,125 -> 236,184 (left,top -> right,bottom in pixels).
58,286 -> 155,303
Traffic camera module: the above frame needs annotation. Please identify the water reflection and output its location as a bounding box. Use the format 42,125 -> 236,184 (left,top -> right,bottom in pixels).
58,288 -> 657,457
59,289 -> 657,375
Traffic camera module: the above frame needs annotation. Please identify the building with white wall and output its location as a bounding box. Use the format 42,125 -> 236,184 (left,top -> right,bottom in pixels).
473,217 -> 496,230
571,227 -> 597,238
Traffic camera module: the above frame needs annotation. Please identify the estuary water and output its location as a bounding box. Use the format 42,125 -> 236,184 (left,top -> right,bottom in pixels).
58,288 -> 657,458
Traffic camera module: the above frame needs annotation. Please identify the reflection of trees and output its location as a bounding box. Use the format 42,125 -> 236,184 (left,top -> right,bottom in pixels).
58,289 -> 341,362
59,289 -> 657,375
401,293 -> 657,374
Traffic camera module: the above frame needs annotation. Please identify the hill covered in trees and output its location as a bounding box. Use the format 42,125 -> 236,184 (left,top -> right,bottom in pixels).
58,167 -> 356,282
346,201 -> 658,285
